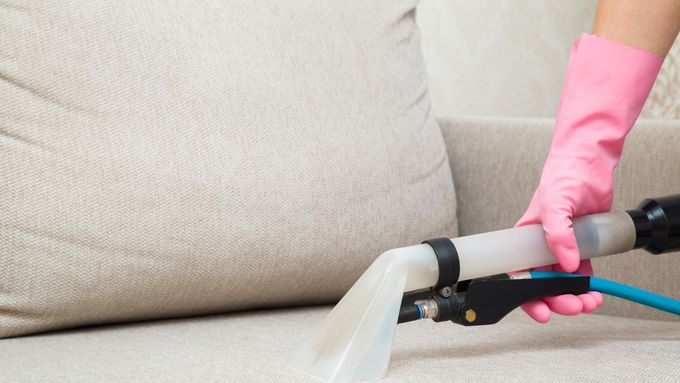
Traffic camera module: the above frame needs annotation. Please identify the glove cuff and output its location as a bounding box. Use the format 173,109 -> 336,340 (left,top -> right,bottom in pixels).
564,33 -> 663,110
550,33 -> 664,161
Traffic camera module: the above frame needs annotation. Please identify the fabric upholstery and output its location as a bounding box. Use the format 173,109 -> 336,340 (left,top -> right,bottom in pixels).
0,0 -> 457,338
0,306 -> 678,382
440,117 -> 680,321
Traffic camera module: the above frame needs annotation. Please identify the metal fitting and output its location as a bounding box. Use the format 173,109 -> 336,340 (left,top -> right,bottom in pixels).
509,271 -> 532,280
414,299 -> 439,320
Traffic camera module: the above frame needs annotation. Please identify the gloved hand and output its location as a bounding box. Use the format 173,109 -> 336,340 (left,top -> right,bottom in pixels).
517,34 -> 663,323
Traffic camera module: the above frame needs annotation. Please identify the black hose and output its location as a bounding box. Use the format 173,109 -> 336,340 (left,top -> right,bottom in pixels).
397,305 -> 421,323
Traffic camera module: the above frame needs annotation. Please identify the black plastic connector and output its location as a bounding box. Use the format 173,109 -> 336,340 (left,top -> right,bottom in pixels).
444,276 -> 590,326
397,275 -> 591,326
421,238 -> 460,289
627,194 -> 680,254
432,293 -> 464,323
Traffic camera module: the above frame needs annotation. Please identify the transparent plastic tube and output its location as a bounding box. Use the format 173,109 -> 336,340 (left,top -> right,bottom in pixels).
454,211 -> 636,280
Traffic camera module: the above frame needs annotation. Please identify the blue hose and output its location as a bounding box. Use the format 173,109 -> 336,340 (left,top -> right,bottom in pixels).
530,270 -> 680,316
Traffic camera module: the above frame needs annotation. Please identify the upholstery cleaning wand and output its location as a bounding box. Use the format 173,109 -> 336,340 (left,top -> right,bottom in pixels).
289,195 -> 680,382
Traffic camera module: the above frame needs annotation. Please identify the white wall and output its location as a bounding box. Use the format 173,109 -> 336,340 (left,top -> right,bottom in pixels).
417,0 -> 680,119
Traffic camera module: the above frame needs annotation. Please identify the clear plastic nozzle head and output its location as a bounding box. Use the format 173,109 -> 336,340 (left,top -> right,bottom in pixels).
288,244 -> 439,382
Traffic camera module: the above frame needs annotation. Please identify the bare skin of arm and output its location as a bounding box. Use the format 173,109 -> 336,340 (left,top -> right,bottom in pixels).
594,0 -> 680,57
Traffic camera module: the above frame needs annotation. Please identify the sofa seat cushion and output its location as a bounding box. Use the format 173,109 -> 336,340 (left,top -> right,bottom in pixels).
0,307 -> 678,382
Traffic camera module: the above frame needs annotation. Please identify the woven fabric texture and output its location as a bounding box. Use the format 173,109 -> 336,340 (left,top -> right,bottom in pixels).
441,117 -> 680,321
641,35 -> 680,119
0,306 -> 678,382
0,0 -> 457,338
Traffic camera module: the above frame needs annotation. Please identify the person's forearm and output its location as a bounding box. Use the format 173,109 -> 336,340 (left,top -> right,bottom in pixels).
594,0 -> 680,57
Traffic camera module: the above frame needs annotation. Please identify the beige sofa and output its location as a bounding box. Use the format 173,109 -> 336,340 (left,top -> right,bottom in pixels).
1,118 -> 678,382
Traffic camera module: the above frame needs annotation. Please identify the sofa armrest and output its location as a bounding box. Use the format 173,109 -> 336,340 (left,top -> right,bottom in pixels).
439,117 -> 680,321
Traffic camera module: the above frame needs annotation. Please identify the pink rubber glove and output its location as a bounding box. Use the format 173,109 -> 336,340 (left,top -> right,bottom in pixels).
517,34 -> 663,323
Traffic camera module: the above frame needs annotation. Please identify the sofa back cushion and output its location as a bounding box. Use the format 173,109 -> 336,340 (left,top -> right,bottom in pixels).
0,0 -> 457,337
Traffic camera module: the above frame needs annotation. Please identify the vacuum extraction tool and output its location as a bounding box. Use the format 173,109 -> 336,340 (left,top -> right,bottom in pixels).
288,195 -> 680,382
